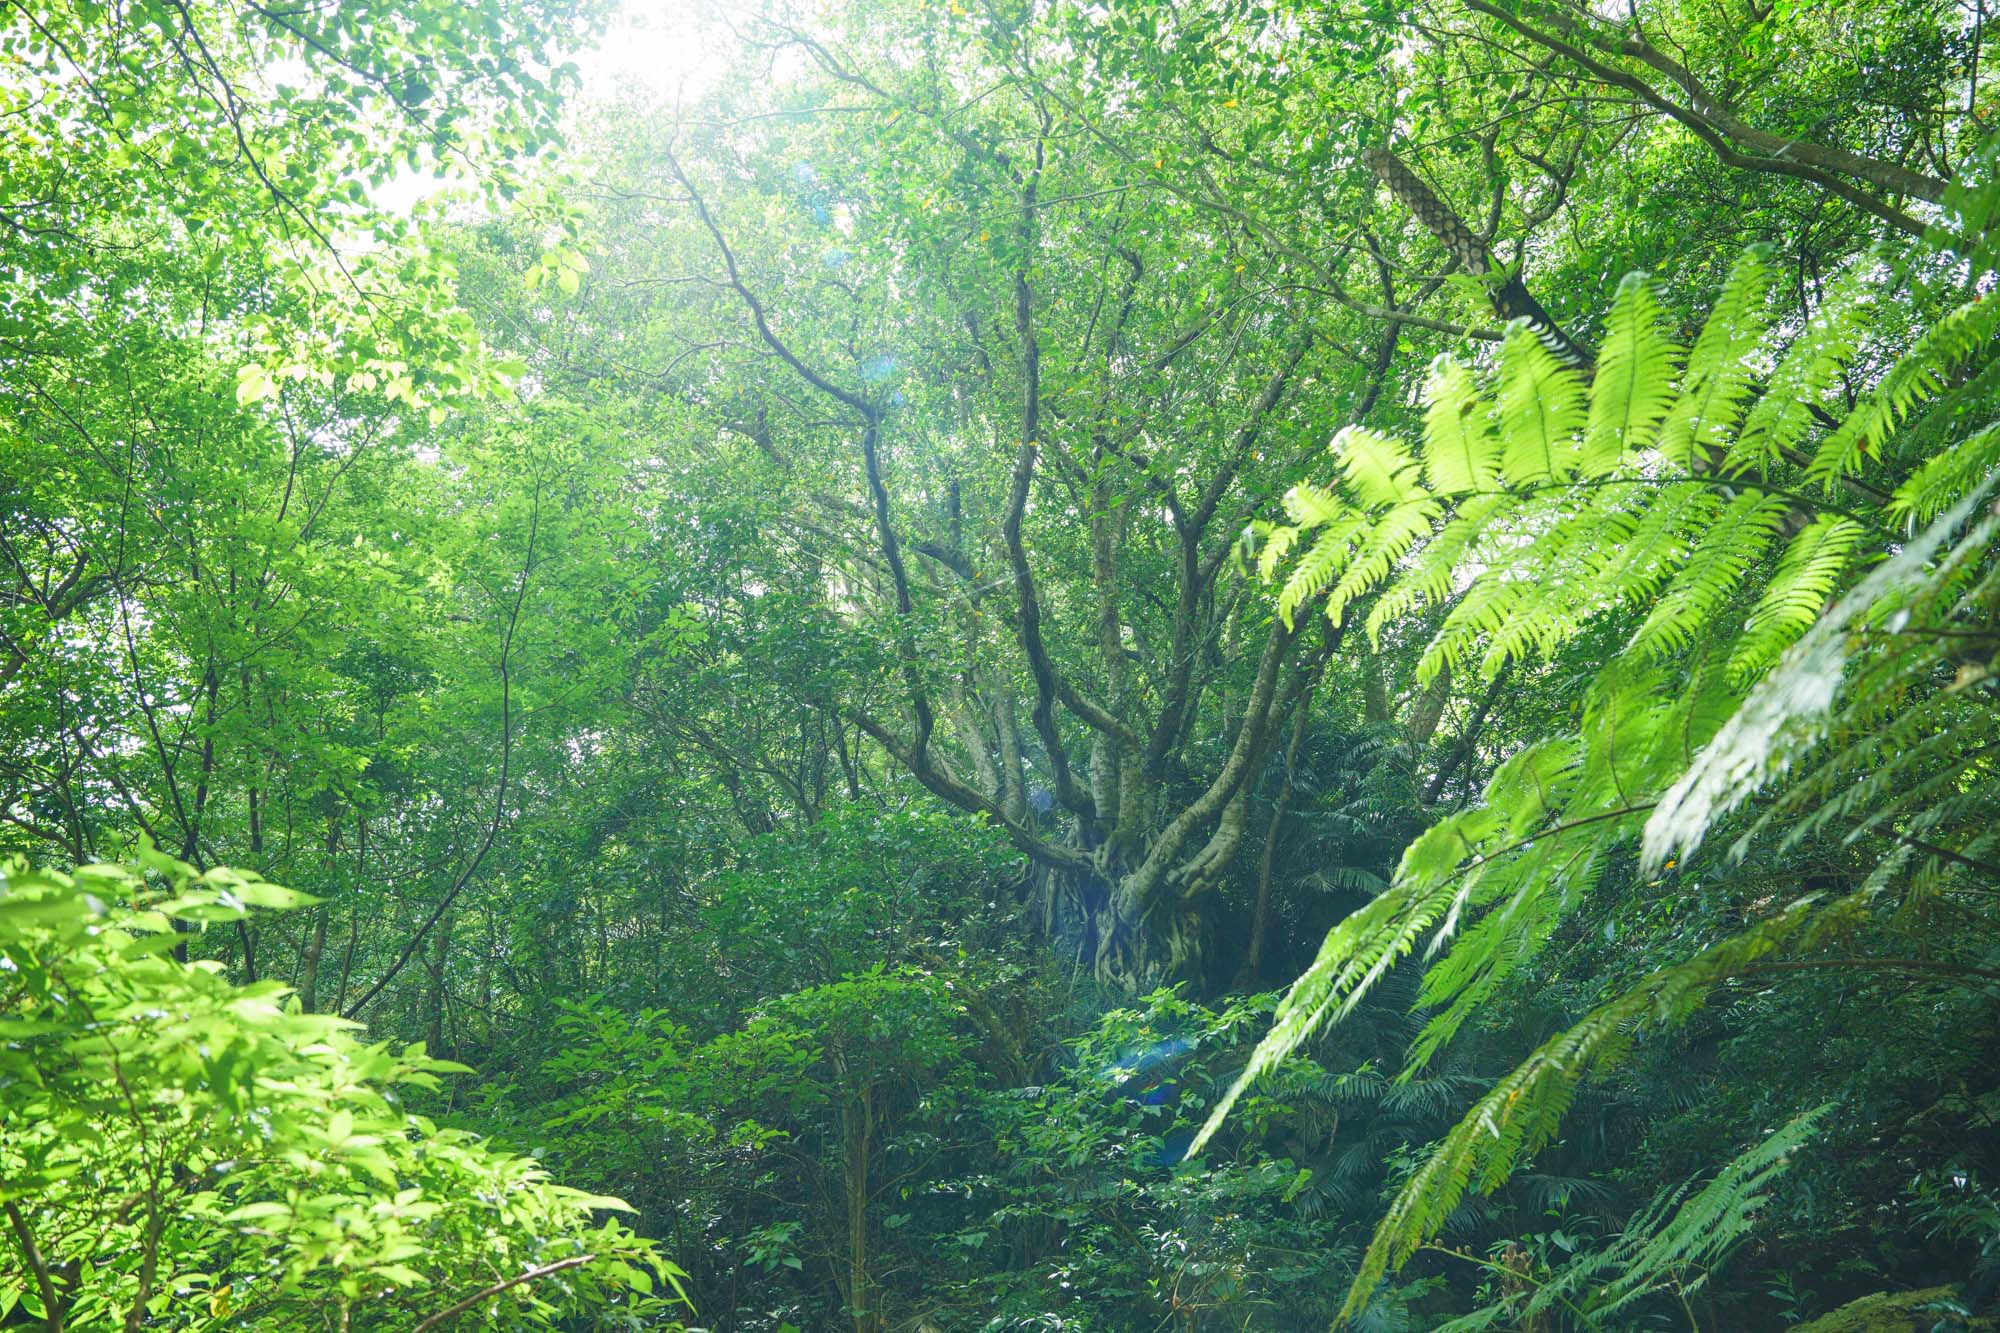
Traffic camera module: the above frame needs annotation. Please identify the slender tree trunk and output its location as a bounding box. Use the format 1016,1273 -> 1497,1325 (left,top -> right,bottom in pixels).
1237,694 -> 1313,989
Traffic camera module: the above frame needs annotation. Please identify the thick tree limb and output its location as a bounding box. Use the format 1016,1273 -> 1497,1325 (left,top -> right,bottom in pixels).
1460,0 -> 1933,238
852,710 -> 1089,873
1361,146 -> 1593,368
1122,616 -> 1297,910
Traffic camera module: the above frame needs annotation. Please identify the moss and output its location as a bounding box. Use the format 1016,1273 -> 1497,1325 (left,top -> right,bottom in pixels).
1793,1287 -> 1996,1333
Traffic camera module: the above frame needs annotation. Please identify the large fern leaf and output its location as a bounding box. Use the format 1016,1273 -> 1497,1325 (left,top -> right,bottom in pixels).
1582,272 -> 1679,475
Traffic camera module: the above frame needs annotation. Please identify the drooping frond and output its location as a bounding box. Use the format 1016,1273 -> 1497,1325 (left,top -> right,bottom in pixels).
1338,898 -> 1864,1321
1252,519 -> 1300,581
1215,254 -> 2000,1318
1276,513 -> 1366,629
1325,498 -> 1441,627
1731,268 -> 1875,473
1437,1104 -> 1835,1331
1643,483 -> 2000,870
1365,494 -> 1518,644
1807,293 -> 2000,489
1625,490 -> 1790,660
1891,419 -> 2000,522
1657,248 -> 1777,471
1727,516 -> 1868,683
1594,1103 -> 1835,1315
1422,355 -> 1500,494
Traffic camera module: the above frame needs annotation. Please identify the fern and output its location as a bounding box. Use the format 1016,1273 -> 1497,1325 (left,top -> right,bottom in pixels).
1364,494 -> 1517,645
1892,419 -> 2000,522
1731,267 -> 1874,473
1438,1105 -> 1835,1331
1643,481 -> 2000,869
1582,272 -> 1679,475
1422,356 -> 1500,493
1657,248 -> 1778,472
1496,323 -> 1587,485
1595,1104 -> 1832,1313
1727,515 -> 1868,683
1277,513 -> 1366,629
1327,499 -> 1442,627
1807,292 -> 2000,489
1340,900 -> 1864,1321
1337,425 -> 1425,510
1202,245 -> 2000,1327
1626,490 -> 1789,660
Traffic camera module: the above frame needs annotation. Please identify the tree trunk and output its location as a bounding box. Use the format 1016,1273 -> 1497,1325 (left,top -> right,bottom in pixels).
1030,862 -> 1208,992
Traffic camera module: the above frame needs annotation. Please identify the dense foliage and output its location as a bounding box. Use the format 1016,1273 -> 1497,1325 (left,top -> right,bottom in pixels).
7,0 -> 2000,1328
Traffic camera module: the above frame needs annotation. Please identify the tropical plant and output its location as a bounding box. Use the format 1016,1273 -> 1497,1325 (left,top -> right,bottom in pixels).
1199,233 -> 2000,1317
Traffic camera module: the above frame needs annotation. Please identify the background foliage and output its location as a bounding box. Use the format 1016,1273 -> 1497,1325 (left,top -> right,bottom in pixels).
6,0 -> 2000,1328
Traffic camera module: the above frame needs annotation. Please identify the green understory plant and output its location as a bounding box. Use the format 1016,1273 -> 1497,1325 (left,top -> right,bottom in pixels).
0,844 -> 685,1331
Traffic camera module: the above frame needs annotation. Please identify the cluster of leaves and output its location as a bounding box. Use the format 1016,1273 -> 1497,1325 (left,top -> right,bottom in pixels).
0,844 -> 683,1329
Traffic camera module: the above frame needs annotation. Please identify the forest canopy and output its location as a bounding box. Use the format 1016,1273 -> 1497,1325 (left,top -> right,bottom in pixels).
4,0 -> 2000,1328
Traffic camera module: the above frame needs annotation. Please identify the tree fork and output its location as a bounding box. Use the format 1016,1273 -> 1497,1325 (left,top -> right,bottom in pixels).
1360,146 -> 1594,369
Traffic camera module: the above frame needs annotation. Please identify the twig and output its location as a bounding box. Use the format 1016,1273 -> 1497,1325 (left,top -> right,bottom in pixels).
410,1254 -> 596,1332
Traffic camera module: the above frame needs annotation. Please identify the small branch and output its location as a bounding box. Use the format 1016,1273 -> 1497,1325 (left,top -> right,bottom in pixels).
4,1199 -> 62,1333
410,1255 -> 596,1333
344,480 -> 542,1021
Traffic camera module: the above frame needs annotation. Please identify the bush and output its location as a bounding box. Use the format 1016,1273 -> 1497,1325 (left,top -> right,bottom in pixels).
0,845 -> 686,1330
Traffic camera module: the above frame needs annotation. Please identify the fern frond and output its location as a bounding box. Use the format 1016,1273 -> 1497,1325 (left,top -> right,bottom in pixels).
1643,481 -> 2000,870
1582,273 -> 1679,476
1187,870 -> 1472,1156
1657,248 -> 1777,471
1807,294 -> 2000,490
1891,420 -> 2000,523
1406,837 -> 1600,1070
1276,514 -> 1366,629
1626,490 -> 1790,660
1420,489 -> 1636,681
1366,494 -> 1518,643
1336,424 -> 1424,510
1326,498 -> 1442,627
1422,356 -> 1499,494
1731,270 -> 1872,474
1255,521 -> 1300,581
1593,1104 -> 1835,1315
1282,480 -> 1345,527
1496,322 -> 1587,485
1728,516 -> 1867,683
1338,898 -> 1847,1323
1578,662 -> 1686,803
1584,481 -> 1721,612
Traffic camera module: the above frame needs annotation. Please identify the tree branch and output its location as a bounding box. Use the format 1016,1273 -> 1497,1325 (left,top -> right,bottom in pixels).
411,1254 -> 598,1333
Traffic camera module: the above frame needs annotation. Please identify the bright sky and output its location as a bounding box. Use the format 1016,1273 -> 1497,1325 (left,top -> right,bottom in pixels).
376,0 -> 717,216
580,0 -> 723,102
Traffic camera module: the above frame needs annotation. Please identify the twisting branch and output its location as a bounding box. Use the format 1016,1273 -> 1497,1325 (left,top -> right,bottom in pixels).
671,148 -> 1088,861
1122,615 -> 1299,909
344,479 -> 541,1021
1003,116 -> 1100,825
1146,335 -> 1311,781
1458,0 -> 1933,239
